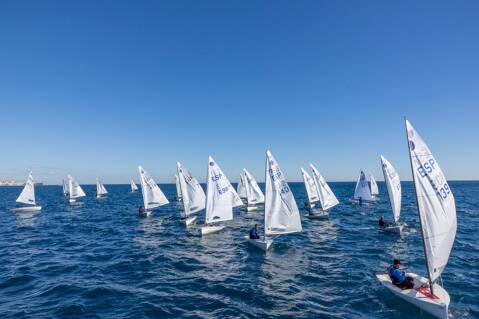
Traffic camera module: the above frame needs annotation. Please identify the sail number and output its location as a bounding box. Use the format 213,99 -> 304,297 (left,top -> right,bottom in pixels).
417,158 -> 451,200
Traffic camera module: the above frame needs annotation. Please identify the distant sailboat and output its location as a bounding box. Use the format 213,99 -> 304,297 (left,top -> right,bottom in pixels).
138,166 -> 169,216
242,169 -> 264,212
247,150 -> 302,251
380,155 -> 403,233
201,156 -> 238,236
96,179 -> 108,198
351,170 -> 375,203
174,174 -> 182,202
237,173 -> 247,199
177,162 -> 205,227
67,175 -> 86,203
376,119 -> 457,319
370,173 -> 379,197
11,172 -> 42,212
62,178 -> 68,196
300,167 -> 320,212
308,164 -> 339,218
130,179 -> 138,192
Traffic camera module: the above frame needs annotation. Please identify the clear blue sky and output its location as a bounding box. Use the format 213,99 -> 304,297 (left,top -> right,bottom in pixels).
0,0 -> 478,184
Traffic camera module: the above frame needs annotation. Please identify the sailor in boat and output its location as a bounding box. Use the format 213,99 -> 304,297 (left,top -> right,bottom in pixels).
304,202 -> 311,210
388,258 -> 414,289
138,206 -> 146,216
249,224 -> 260,239
358,196 -> 363,206
378,215 -> 388,228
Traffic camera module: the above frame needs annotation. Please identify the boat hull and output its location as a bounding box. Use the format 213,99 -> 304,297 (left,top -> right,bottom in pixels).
184,215 -> 197,227
383,224 -> 404,234
376,272 -> 449,319
11,206 -> 42,212
201,225 -> 225,235
245,235 -> 273,251
246,205 -> 258,212
306,210 -> 329,219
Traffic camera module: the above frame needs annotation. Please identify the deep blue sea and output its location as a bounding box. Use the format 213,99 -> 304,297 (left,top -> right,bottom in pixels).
0,181 -> 477,318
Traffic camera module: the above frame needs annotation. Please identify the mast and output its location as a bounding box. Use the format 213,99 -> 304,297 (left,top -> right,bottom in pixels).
404,117 -> 434,294
263,150 -> 268,240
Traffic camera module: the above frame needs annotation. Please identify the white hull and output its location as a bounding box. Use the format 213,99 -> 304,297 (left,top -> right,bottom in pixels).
383,224 -> 404,234
376,272 -> 449,319
306,209 -> 329,219
246,205 -> 258,212
200,225 -> 225,236
349,198 -> 377,204
69,198 -> 76,203
184,215 -> 197,227
11,206 -> 42,212
96,194 -> 106,198
245,236 -> 273,251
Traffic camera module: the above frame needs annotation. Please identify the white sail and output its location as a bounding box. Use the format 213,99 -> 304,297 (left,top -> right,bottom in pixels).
310,164 -> 339,211
406,120 -> 456,283
300,167 -> 320,205
62,179 -> 68,195
130,179 -> 138,192
380,155 -> 401,223
237,172 -> 247,198
68,175 -> 86,199
264,150 -> 302,236
243,169 -> 264,205
177,162 -> 206,216
138,166 -> 169,210
96,179 -> 108,196
205,156 -> 234,224
174,174 -> 182,200
353,171 -> 374,201
370,173 -> 379,196
16,172 -> 36,206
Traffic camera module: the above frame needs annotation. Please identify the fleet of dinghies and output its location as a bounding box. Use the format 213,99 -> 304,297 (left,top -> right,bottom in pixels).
6,118 -> 458,318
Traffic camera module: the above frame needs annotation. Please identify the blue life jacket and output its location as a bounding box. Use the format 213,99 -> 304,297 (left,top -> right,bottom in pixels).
249,227 -> 258,239
388,266 -> 406,284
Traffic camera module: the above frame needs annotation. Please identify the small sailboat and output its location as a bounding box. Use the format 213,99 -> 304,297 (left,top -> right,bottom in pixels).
175,174 -> 183,202
369,173 -> 379,197
380,155 -> 403,234
246,150 -> 302,251
300,167 -> 321,212
177,162 -> 205,227
130,179 -> 138,192
62,178 -> 69,197
96,179 -> 108,198
201,156 -> 240,236
67,175 -> 86,203
308,164 -> 339,218
350,170 -> 375,203
138,166 -> 169,216
11,172 -> 42,212
237,172 -> 247,199
376,119 -> 457,319
242,169 -> 264,212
